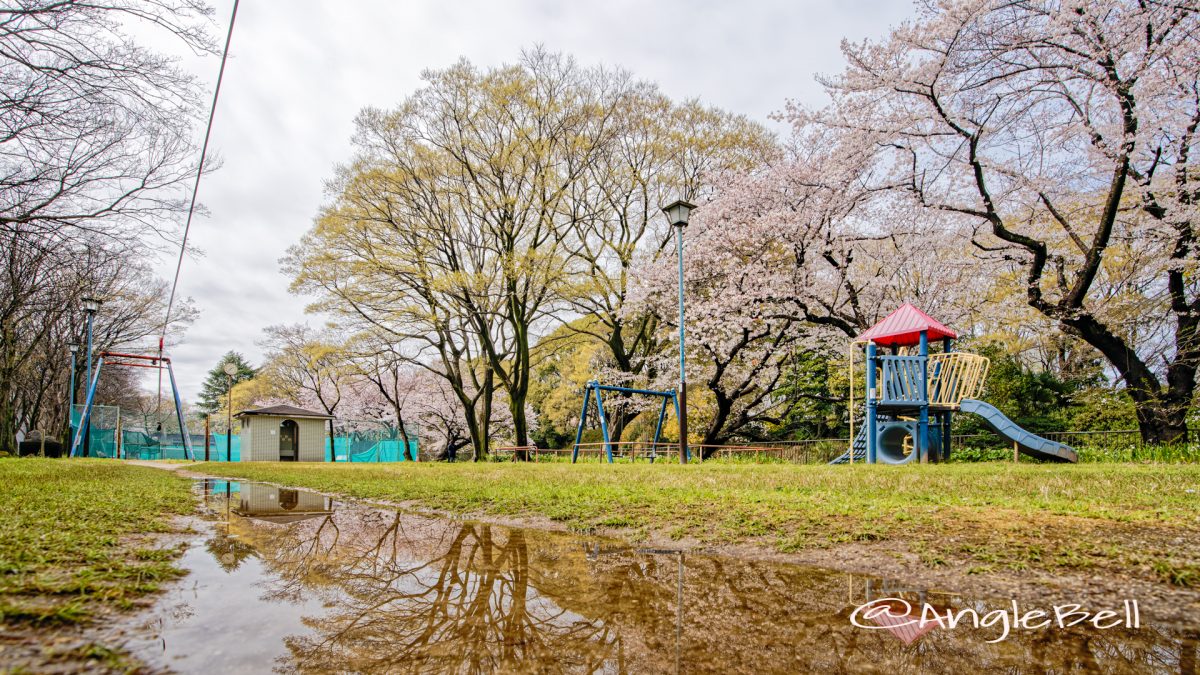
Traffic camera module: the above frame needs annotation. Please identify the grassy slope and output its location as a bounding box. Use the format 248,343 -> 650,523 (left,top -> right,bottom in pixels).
0,459 -> 193,625
195,460 -> 1200,586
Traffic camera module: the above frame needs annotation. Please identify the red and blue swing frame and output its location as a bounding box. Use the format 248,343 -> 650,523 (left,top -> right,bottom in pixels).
571,380 -> 687,464
68,351 -> 195,461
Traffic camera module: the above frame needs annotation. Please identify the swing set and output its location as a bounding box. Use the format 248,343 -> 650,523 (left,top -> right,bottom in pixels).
571,381 -> 689,463
69,351 -> 195,460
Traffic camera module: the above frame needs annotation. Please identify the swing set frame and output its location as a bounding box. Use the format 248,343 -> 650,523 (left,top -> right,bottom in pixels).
69,351 -> 195,460
572,380 -> 687,463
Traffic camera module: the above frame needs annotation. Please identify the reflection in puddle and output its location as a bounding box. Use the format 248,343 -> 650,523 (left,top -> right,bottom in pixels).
127,480 -> 1197,673
233,483 -> 334,523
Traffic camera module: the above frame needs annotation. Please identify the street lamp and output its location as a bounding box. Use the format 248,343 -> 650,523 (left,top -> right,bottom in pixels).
80,297 -> 102,389
80,297 -> 103,457
662,199 -> 694,465
223,361 -> 239,462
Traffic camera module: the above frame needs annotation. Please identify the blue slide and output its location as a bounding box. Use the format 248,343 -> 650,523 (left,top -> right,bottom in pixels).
959,399 -> 1077,463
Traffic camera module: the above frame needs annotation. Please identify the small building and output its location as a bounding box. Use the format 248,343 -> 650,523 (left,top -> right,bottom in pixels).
236,404 -> 333,462
233,483 -> 333,523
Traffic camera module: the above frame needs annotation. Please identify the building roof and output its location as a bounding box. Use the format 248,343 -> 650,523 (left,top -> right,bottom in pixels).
235,404 -> 335,420
857,303 -> 958,347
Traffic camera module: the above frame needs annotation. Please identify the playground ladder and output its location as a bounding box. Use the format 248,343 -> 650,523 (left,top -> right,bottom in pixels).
829,414 -> 889,464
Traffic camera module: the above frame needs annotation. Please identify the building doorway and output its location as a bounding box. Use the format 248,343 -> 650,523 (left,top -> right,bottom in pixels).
279,489 -> 299,510
279,420 -> 298,461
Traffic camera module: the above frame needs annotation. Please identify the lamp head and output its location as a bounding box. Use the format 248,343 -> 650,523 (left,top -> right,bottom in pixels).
80,296 -> 103,313
68,343 -> 80,354
661,200 -> 696,228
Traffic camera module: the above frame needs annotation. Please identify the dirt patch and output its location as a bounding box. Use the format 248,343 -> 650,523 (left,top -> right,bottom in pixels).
622,510 -> 1200,626
0,611 -> 162,674
172,468 -> 1200,627
691,539 -> 1200,627
372,505 -> 1200,626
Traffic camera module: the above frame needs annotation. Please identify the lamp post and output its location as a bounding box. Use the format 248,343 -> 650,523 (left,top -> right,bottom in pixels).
223,361 -> 238,462
67,343 -> 80,446
662,200 -> 694,464
80,297 -> 103,457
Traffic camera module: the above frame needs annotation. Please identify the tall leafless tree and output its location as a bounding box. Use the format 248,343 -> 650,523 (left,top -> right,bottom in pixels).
0,1 -> 212,453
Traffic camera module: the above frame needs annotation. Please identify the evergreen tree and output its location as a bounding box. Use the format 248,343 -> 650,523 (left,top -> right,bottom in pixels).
198,352 -> 256,415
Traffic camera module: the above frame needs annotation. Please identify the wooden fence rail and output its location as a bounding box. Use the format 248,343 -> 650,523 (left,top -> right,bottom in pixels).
487,428 -> 1200,464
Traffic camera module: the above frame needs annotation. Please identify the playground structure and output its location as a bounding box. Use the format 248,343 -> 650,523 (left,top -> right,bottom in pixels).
572,381 -> 687,463
70,351 -> 195,460
832,304 -> 1077,464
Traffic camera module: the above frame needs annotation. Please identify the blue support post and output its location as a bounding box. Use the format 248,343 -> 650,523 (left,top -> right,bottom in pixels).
918,330 -> 929,464
67,351 -> 77,444
652,396 -> 672,444
166,360 -> 195,461
572,384 -> 592,464
677,225 -> 689,466
594,386 -> 613,463
84,317 -> 94,410
83,312 -> 95,457
866,342 -> 878,464
69,356 -> 104,458
652,393 -> 672,461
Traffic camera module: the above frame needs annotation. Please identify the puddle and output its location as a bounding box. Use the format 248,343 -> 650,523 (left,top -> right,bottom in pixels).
118,480 -> 1197,673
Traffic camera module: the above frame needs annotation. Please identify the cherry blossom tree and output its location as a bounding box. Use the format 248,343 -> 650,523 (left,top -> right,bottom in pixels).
401,368 -> 473,460
343,336 -> 499,460
808,0 -> 1200,442
629,128 -> 990,450
257,324 -> 355,460
251,322 -> 504,461
558,95 -> 777,446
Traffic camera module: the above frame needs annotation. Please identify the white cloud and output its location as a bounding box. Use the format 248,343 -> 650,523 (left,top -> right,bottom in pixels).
148,0 -> 913,399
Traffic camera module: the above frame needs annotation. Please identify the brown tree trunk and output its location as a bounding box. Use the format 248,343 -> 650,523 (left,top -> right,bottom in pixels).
0,325 -> 16,456
511,401 -> 529,461
0,399 -> 16,456
1131,394 -> 1190,444
395,415 -> 416,462
475,370 -> 495,462
700,395 -> 733,460
1060,313 -> 1192,444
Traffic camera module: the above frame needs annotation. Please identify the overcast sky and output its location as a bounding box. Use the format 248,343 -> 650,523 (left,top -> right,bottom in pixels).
153,0 -> 913,399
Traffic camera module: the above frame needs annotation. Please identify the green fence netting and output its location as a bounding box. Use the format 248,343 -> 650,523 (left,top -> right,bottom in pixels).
70,408 -> 417,462
69,404 -> 120,458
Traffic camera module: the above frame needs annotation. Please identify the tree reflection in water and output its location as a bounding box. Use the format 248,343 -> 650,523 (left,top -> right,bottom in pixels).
222,500 -> 620,673
204,483 -> 1198,674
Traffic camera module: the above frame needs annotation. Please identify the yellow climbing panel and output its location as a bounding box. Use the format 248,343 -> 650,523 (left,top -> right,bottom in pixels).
927,352 -> 989,407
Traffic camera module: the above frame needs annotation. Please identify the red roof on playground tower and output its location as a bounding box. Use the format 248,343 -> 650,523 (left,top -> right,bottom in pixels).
857,303 -> 958,347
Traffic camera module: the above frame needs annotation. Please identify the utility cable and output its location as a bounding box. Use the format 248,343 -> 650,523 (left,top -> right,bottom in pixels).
158,0 -> 241,417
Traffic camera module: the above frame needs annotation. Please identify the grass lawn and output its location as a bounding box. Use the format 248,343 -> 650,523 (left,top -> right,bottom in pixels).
0,459 -> 193,625
195,460 -> 1200,588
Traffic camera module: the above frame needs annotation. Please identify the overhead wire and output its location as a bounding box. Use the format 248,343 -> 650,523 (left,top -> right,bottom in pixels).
157,0 -> 241,417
